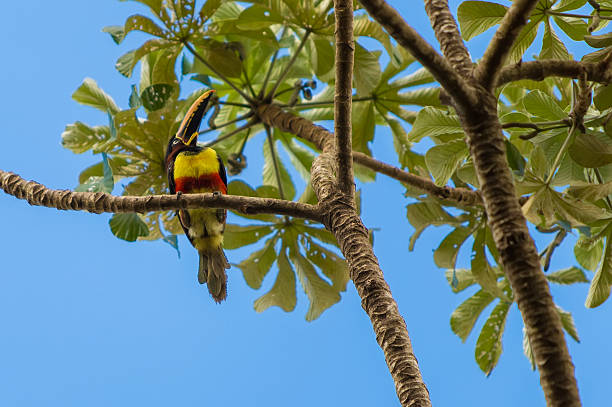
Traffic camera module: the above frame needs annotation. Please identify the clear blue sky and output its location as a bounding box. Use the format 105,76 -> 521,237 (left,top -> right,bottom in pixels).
1,1 -> 609,406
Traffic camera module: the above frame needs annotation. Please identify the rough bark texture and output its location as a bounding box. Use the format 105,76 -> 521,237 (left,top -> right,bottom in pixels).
497,58 -> 612,87
257,104 -> 483,207
334,0 -> 355,200
311,149 -> 431,407
475,0 -> 540,89
460,89 -> 581,407
0,170 -> 321,221
424,0 -> 473,77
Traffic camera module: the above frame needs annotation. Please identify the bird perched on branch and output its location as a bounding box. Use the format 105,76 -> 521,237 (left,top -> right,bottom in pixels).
165,90 -> 230,303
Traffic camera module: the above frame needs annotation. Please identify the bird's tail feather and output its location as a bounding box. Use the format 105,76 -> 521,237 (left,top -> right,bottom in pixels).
198,248 -> 230,303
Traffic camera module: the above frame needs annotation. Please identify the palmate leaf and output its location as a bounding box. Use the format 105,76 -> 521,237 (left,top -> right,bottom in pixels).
545,267 -> 589,285
61,122 -> 112,154
540,20 -> 570,60
586,225 -> 612,308
72,78 -> 120,114
574,235 -> 604,271
451,289 -> 496,341
263,139 -> 296,200
475,299 -> 511,375
406,202 -> 461,250
116,38 -> 175,78
425,140 -> 469,186
223,224 -> 275,250
445,268 -> 477,293
253,246 -> 297,313
522,90 -> 567,121
457,1 -> 508,41
434,226 -> 474,269
236,235 -> 279,289
408,107 -> 463,142
353,43 -> 382,96
508,18 -> 542,64
109,213 -> 150,242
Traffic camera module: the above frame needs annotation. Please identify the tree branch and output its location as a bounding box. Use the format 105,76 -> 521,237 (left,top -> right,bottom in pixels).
310,139 -> 432,407
0,170 -> 322,222
334,0 -> 355,201
459,88 -> 581,406
357,0 -> 477,108
256,103 -> 483,207
423,0 -> 473,77
475,0 -> 540,89
497,58 -> 612,87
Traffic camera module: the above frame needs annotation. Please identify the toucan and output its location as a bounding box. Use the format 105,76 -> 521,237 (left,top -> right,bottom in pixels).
165,90 -> 230,303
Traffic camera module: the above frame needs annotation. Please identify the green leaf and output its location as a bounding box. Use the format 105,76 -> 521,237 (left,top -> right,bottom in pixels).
290,246 -> 341,321
223,224 -> 274,250
395,87 -> 441,107
193,39 -> 243,78
352,101 -> 375,154
199,0 -> 223,22
263,139 -> 296,200
406,202 -> 459,251
552,15 -> 588,41
584,32 -> 612,48
545,267 -> 589,285
505,139 -> 526,176
475,299 -> 511,375
353,43 -> 381,95
236,235 -> 278,289
102,25 -> 125,44
575,235 -> 604,271
445,269 -> 477,293
471,228 -> 505,297
254,247 -> 297,313
109,213 -> 150,242
522,90 -> 567,120
553,0 -> 587,12
586,227 -> 612,308
278,133 -> 315,182
569,133 -> 612,168
119,0 -> 163,15
594,84 -> 612,111
311,37 -> 335,76
556,305 -> 580,342
508,18 -> 541,64
408,107 -> 463,142
434,226 -> 473,269
451,290 -> 496,341
129,85 -> 142,108
568,181 -> 612,201
140,83 -> 174,111
305,240 -> 349,292
61,122 -> 112,154
115,38 -> 173,78
426,140 -> 469,186
72,78 -> 120,114
457,1 -> 507,41
123,14 -> 166,38
540,20 -> 570,60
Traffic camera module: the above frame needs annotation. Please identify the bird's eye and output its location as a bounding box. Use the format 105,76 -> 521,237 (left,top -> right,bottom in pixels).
172,138 -> 180,145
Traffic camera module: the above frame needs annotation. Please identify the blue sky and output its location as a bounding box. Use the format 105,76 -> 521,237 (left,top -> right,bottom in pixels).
1,1 -> 610,406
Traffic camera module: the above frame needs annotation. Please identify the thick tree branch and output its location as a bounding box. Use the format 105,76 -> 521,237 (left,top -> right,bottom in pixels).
256,104 -> 483,207
334,0 -> 355,201
0,170 -> 322,222
497,58 -> 612,87
357,0 -> 477,108
459,89 -> 581,406
311,146 -> 431,407
424,0 -> 473,77
476,0 -> 540,89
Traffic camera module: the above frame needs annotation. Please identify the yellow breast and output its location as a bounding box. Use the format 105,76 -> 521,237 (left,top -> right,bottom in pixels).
173,147 -> 220,179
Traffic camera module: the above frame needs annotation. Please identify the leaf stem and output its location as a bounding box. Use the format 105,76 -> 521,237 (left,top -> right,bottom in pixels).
545,122 -> 578,184
265,125 -> 286,200
260,26 -> 288,99
183,42 -> 253,102
547,10 -> 612,20
198,111 -> 254,136
267,29 -> 312,100
205,118 -> 259,147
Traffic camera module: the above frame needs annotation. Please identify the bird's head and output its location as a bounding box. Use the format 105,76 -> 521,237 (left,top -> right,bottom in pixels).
166,89 -> 215,159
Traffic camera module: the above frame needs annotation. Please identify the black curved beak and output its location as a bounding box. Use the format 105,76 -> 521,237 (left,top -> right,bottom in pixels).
175,89 -> 215,146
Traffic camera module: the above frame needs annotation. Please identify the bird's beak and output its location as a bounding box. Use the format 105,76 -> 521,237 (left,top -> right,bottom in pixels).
175,89 -> 216,146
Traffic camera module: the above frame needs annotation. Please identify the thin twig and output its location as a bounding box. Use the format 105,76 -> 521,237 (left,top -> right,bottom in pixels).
547,10 -> 612,20
198,111 -> 254,135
